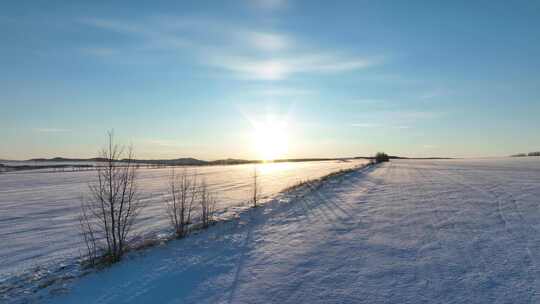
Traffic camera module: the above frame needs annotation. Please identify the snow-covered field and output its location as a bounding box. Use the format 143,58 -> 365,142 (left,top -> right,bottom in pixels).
0,159 -> 366,286
35,157 -> 540,304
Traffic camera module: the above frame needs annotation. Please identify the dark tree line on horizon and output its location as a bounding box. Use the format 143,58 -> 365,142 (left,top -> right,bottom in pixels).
512,152 -> 540,157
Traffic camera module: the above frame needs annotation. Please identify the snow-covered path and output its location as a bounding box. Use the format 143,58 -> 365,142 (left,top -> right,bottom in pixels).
46,159 -> 540,303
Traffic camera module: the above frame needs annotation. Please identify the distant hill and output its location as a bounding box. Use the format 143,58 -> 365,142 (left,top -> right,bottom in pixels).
28,157 -> 108,162
26,157 -> 208,166
207,158 -> 258,165
126,158 -> 208,166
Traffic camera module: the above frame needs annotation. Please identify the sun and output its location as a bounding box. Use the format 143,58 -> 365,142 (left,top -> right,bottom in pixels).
252,119 -> 288,161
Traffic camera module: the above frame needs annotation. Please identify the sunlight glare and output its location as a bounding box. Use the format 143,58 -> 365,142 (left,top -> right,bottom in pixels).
252,119 -> 288,161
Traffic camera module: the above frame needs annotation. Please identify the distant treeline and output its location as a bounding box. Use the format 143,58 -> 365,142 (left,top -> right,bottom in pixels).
0,163 -> 93,173
512,152 -> 540,157
355,156 -> 453,160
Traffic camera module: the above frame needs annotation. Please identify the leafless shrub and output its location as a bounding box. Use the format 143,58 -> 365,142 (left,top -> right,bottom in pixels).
79,131 -> 144,264
199,179 -> 216,228
167,168 -> 196,238
251,165 -> 261,207
79,202 -> 98,266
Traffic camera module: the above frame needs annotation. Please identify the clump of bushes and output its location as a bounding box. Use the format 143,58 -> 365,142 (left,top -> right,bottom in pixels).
167,169 -> 217,238
374,152 -> 390,163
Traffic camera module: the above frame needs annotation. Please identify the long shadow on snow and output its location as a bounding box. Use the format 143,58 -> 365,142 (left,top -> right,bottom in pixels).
47,166 -> 377,304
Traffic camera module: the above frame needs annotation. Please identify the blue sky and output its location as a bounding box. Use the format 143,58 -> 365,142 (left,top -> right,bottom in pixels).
1,0 -> 539,160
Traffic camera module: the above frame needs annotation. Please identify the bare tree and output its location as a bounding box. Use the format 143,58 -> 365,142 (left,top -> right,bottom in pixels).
80,131 -> 143,263
251,165 -> 261,207
79,202 -> 98,266
167,168 -> 196,238
199,179 -> 216,228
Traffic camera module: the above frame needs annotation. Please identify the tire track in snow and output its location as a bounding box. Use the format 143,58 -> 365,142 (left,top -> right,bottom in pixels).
455,171 -> 540,303
388,163 -> 443,301
428,165 -> 540,302
411,164 -> 492,299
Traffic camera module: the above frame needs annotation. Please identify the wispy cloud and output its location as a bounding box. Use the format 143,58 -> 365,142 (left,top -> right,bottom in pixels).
79,17 -> 383,81
351,123 -> 412,130
143,139 -> 190,148
255,87 -> 315,97
79,47 -> 117,57
209,54 -> 381,80
243,31 -> 291,51
82,18 -> 146,35
350,110 -> 440,130
419,88 -> 452,100
80,18 -> 192,50
397,111 -> 440,120
33,128 -> 70,133
351,123 -> 381,128
350,98 -> 386,104
250,0 -> 287,10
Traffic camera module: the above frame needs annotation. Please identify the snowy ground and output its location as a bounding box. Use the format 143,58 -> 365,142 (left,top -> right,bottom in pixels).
31,158 -> 540,303
0,159 -> 366,301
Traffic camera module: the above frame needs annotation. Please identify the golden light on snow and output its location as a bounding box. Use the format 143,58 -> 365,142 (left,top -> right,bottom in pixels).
252,119 -> 288,161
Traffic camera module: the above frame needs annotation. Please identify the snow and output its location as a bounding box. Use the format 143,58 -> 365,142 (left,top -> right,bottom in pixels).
0,159 -> 366,289
31,157 -> 540,303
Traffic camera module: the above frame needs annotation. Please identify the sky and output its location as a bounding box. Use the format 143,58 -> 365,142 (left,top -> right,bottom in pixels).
1,0 -> 539,160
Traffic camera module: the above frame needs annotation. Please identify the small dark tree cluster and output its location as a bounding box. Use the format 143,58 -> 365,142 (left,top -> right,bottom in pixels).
511,153 -> 527,157
511,152 -> 540,157
374,152 -> 390,163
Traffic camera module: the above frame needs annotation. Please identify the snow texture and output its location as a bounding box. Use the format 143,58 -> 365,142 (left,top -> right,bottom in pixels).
0,159 -> 366,301
38,158 -> 540,304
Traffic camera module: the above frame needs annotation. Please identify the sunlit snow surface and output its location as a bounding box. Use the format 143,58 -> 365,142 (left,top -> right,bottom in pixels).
40,158 -> 540,304
0,160 -> 366,278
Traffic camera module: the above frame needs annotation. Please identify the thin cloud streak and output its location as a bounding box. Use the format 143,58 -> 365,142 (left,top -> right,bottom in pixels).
33,128 -> 70,133
351,123 -> 381,128
209,54 -> 381,80
80,17 -> 383,81
250,0 -> 288,10
80,18 -> 193,50
79,47 -> 117,57
255,87 -> 315,97
350,123 -> 412,129
243,31 -> 291,51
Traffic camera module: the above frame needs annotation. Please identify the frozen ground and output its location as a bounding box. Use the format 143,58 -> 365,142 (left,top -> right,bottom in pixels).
0,159 -> 366,292
35,157 -> 540,303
